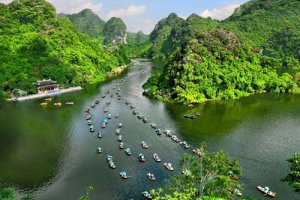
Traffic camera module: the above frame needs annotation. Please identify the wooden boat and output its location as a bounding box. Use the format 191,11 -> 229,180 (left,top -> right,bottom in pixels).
192,148 -> 205,157
153,153 -> 161,162
143,117 -> 148,123
119,142 -> 124,149
171,135 -> 179,143
97,147 -> 102,154
91,104 -> 95,108
89,125 -> 94,132
147,173 -> 156,181
142,191 -> 153,199
107,114 -> 112,119
257,186 -> 276,198
108,161 -> 116,169
87,120 -> 92,125
130,105 -> 135,109
150,123 -> 157,129
155,128 -> 162,135
95,100 -> 99,104
97,132 -> 102,138
40,102 -> 47,106
132,110 -> 137,115
183,114 -> 198,119
119,171 -> 128,179
65,102 -> 74,105
115,128 -> 121,135
85,107 -> 90,113
54,102 -> 62,107
141,141 -> 149,149
104,108 -> 108,113
102,123 -> 106,128
45,98 -> 52,102
107,155 -> 113,162
138,153 -> 146,162
86,114 -> 91,120
137,114 -> 143,119
179,141 -> 190,149
118,135 -> 122,141
118,123 -> 123,128
164,163 -> 174,171
164,130 -> 172,137
102,95 -> 106,98
115,114 -> 120,118
125,148 -> 132,156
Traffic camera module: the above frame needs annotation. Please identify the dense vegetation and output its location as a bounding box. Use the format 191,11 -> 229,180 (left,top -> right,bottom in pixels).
103,17 -> 127,45
0,0 -> 129,98
125,31 -> 152,58
144,0 -> 300,104
65,9 -> 105,39
151,146 -> 243,199
284,152 -> 300,192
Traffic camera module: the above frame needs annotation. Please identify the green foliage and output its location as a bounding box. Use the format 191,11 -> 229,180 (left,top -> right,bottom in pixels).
0,0 -> 128,96
284,152 -> 300,192
65,9 -> 105,39
152,146 -> 243,199
103,17 -> 127,44
0,188 -> 15,200
79,186 -> 93,200
126,31 -> 152,58
144,29 -> 296,104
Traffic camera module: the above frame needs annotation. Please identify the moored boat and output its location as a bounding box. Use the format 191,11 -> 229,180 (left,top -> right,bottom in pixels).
257,186 -> 276,198
86,114 -> 91,120
87,120 -> 92,125
95,100 -> 99,104
164,163 -> 174,171
118,123 -> 123,128
115,114 -> 120,118
102,122 -> 106,128
171,135 -> 179,143
155,128 -> 162,135
179,141 -> 190,149
164,130 -> 172,137
54,102 -> 62,107
137,114 -> 143,119
65,102 -> 74,105
45,98 -> 52,102
107,155 -> 113,162
132,110 -> 137,115
97,132 -> 102,138
91,104 -> 95,108
119,142 -> 124,149
108,161 -> 116,169
85,107 -> 90,113
40,102 -> 47,106
115,128 -> 121,135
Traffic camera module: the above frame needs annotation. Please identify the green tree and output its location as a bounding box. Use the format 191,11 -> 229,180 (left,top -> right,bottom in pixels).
284,152 -> 300,192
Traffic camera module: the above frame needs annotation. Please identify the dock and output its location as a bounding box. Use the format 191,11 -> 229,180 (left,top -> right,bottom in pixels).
8,86 -> 82,102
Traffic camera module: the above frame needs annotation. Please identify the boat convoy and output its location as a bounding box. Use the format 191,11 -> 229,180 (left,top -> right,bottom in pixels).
83,76 -> 275,199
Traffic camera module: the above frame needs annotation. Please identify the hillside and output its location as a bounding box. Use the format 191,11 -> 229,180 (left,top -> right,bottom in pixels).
65,9 -> 105,39
0,0 -> 128,98
126,31 -> 152,58
103,17 -> 127,45
144,0 -> 300,104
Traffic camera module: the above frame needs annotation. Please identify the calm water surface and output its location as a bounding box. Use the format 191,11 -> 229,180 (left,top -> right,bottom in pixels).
0,59 -> 299,200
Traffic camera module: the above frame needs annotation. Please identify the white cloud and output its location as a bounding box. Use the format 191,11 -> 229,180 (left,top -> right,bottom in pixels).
0,0 -> 12,4
71,2 -> 103,14
200,4 -> 240,20
106,5 -> 146,19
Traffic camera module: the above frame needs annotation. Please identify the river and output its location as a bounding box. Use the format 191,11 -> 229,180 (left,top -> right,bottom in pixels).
0,59 -> 299,200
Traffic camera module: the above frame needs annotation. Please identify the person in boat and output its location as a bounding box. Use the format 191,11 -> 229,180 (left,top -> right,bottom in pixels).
87,120 -> 92,125
138,153 -> 145,162
97,147 -> 102,154
151,123 -> 157,129
147,173 -> 156,181
153,153 -> 161,162
118,123 -> 123,128
85,107 -> 90,112
109,161 -> 116,169
102,123 -> 106,128
103,118 -> 108,124
164,162 -> 174,171
143,117 -> 148,123
120,171 -> 128,179
142,191 -> 152,199
107,155 -> 113,162
86,114 -> 91,120
107,113 -> 112,119
119,142 -> 124,149
115,128 -> 121,135
97,132 -> 102,138
141,141 -> 149,149
155,128 -> 161,135
118,135 -> 122,141
89,125 -> 94,132
125,148 -> 131,156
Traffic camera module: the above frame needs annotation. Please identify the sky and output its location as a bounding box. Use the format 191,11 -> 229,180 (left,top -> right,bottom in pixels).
0,0 -> 249,34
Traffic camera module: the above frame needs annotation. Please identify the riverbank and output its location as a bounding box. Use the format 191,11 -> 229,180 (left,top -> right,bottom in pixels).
7,87 -> 82,102
107,63 -> 132,78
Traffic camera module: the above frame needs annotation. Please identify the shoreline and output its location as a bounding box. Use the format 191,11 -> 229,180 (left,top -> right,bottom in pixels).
107,63 -> 132,78
7,86 -> 82,102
